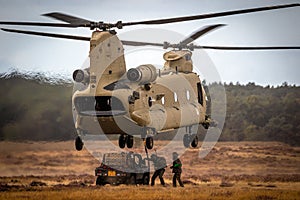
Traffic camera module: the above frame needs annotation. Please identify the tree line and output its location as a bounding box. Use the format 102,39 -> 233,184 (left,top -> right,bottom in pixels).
0,76 -> 299,146
218,82 -> 299,146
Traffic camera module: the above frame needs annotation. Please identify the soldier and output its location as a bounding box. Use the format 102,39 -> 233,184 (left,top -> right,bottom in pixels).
170,152 -> 184,187
149,154 -> 166,186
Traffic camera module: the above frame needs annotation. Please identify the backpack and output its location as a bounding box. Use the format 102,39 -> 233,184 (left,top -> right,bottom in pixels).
157,157 -> 167,168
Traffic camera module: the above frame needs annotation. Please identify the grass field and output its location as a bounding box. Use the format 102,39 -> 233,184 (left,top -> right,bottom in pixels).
0,141 -> 299,199
1,184 -> 300,200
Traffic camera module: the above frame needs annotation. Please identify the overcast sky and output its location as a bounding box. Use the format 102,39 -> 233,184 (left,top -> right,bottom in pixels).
0,0 -> 299,86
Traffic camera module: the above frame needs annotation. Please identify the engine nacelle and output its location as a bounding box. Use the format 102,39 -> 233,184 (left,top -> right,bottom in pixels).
73,69 -> 89,84
127,64 -> 157,85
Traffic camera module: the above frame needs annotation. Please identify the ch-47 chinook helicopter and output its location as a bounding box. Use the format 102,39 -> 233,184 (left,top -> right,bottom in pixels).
1,3 -> 299,150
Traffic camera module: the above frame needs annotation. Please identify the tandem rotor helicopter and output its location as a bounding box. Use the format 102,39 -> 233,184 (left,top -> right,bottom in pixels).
1,3 -> 299,150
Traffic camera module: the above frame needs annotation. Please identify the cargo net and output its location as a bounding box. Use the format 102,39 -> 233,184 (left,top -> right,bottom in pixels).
102,152 -> 128,168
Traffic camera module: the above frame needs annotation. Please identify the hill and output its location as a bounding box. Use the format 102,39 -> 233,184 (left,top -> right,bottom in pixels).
0,72 -> 73,141
221,82 -> 300,146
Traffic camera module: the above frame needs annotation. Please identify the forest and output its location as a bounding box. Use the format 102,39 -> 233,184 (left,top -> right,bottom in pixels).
0,72 -> 299,146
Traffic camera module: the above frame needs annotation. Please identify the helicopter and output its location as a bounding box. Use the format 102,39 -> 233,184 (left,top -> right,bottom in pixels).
0,3 -> 299,150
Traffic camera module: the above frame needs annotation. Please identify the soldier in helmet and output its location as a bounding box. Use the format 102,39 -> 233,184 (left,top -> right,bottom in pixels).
148,154 -> 166,186
170,152 -> 184,187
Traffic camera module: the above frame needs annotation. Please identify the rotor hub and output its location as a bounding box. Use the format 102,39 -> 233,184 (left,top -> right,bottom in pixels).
89,21 -> 123,31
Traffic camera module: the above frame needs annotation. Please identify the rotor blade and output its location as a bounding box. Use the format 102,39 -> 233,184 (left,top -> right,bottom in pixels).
196,45 -> 300,50
2,29 -> 299,50
0,21 -> 82,28
1,28 -> 90,41
121,40 -> 163,47
118,40 -> 300,50
180,24 -> 225,45
0,4 -> 298,30
42,12 -> 92,24
122,3 -> 300,26
0,28 -> 164,46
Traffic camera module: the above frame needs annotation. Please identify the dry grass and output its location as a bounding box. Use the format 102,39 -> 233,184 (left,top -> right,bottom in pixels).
0,141 -> 98,176
1,184 -> 300,200
0,141 -> 299,199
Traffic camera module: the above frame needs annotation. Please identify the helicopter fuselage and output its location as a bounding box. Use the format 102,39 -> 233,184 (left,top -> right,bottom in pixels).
1,4 -> 299,150
72,31 -> 209,148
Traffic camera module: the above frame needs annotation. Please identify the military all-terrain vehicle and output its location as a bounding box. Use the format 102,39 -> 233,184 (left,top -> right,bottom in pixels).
95,152 -> 150,185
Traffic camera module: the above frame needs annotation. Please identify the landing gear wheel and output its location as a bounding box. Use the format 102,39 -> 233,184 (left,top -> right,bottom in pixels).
203,123 -> 209,129
183,134 -> 190,148
75,136 -> 83,151
191,135 -> 198,148
146,137 -> 153,149
127,135 -> 134,148
119,135 -> 127,149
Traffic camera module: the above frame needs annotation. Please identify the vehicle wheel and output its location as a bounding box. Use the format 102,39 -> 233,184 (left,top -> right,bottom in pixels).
96,176 -> 103,186
127,135 -> 134,148
146,137 -> 153,149
119,135 -> 127,149
183,134 -> 190,148
75,136 -> 83,151
127,175 -> 136,185
191,135 -> 198,148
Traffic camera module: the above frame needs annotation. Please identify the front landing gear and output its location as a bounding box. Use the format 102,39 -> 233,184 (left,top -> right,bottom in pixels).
75,136 -> 84,151
118,127 -> 156,150
127,135 -> 134,148
118,135 -> 134,149
119,135 -> 126,148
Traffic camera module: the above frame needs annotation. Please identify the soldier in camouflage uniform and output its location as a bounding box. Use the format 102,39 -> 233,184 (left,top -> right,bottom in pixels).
149,154 -> 166,186
170,152 -> 184,187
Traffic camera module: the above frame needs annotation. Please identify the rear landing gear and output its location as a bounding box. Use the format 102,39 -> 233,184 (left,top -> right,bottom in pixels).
183,134 -> 190,148
142,127 -> 155,150
191,134 -> 198,148
75,136 -> 84,151
183,134 -> 198,148
145,137 -> 153,149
